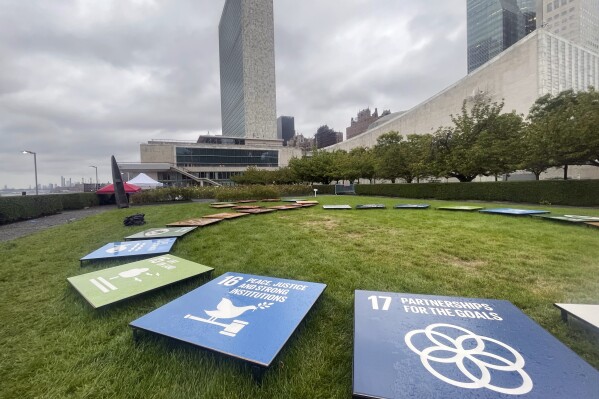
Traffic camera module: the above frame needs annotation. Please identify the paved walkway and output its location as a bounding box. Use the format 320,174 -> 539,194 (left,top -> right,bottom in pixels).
0,206 -> 113,242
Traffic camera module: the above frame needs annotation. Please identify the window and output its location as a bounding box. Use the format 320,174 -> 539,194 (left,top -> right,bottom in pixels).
547,3 -> 553,12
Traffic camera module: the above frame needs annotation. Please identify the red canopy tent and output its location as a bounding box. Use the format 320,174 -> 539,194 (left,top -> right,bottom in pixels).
96,182 -> 142,194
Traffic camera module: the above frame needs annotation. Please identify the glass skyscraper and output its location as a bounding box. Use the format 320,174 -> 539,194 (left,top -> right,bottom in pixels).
218,0 -> 277,140
467,0 -> 534,73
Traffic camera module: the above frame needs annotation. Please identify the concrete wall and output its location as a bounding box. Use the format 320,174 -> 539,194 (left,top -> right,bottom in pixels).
140,144 -> 175,164
327,32 -> 541,152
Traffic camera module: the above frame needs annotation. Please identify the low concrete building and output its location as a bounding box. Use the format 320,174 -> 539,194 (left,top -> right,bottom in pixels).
120,136 -> 303,186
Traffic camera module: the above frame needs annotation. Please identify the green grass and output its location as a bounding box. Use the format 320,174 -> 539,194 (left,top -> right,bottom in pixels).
1,195 -> 598,398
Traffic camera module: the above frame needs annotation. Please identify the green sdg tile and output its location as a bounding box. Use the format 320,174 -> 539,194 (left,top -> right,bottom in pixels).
67,255 -> 213,309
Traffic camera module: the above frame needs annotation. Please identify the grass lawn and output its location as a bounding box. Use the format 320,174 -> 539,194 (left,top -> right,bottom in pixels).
1,195 -> 598,398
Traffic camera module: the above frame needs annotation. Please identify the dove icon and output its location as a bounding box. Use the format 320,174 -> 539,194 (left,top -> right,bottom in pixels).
184,297 -> 265,337
204,298 -> 257,321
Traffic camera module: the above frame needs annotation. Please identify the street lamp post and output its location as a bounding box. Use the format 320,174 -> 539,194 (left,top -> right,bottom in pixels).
89,165 -> 98,190
21,150 -> 38,195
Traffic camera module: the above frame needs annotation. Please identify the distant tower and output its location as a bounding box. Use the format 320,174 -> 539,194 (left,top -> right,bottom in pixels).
467,0 -> 527,73
537,0 -> 599,54
219,0 -> 277,140
277,116 -> 295,146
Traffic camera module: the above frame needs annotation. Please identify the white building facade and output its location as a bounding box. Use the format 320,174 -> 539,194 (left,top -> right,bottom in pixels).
326,30 -> 599,179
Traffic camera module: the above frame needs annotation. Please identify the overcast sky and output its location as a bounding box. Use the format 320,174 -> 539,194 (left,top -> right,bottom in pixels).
0,0 -> 466,189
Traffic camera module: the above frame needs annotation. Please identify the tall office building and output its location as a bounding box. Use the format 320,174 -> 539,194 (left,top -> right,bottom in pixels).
538,0 -> 599,54
467,0 -> 528,73
277,116 -> 295,146
219,0 -> 277,140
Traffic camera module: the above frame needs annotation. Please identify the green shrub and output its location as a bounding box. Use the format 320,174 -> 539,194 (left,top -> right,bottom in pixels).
313,185 -> 335,195
0,195 -> 63,224
355,180 -> 599,206
130,185 -> 314,204
60,193 -> 100,210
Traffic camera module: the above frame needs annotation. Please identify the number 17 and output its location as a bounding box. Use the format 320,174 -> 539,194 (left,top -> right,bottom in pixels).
368,295 -> 392,310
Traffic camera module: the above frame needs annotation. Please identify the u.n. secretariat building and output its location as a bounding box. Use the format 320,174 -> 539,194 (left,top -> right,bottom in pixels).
121,0 -> 300,186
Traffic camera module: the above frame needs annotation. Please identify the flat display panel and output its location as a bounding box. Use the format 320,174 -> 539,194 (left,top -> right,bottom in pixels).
166,218 -> 222,227
322,205 -> 352,210
202,213 -> 250,219
210,204 -> 236,209
125,227 -> 197,240
235,208 -> 277,214
437,206 -> 484,211
356,204 -> 386,209
479,208 -> 549,216
353,291 -> 599,399
394,204 -> 430,209
554,303 -> 599,334
267,205 -> 302,210
534,214 -> 599,223
80,238 -> 176,262
68,255 -> 213,309
130,272 -> 326,367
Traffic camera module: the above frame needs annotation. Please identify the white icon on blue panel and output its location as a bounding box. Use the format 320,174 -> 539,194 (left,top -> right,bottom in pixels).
184,298 -> 273,337
405,323 -> 533,395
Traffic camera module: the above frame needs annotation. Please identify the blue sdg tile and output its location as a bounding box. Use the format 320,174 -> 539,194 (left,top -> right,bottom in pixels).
479,208 -> 550,216
80,238 -> 177,263
353,291 -> 599,399
131,273 -> 326,367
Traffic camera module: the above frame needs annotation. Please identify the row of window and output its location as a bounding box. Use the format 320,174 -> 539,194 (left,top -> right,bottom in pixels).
175,147 -> 279,167
547,0 -> 575,12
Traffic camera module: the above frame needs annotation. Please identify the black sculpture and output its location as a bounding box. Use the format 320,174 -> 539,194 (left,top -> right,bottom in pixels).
111,155 -> 129,209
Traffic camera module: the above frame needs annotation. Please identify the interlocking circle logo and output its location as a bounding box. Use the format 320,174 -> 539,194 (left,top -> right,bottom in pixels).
405,323 -> 533,395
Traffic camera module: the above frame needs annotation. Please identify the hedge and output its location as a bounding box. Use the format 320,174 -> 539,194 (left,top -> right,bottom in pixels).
130,185 -> 314,204
351,180 -> 599,207
0,193 -> 100,225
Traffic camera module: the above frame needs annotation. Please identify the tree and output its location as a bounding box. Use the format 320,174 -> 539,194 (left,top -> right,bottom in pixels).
374,132 -> 403,183
349,147 -> 376,183
431,95 -> 505,182
477,112 -> 524,180
526,88 -> 599,179
401,134 -> 434,183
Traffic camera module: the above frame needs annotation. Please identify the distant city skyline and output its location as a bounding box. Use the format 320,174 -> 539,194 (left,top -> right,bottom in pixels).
1,1 -> 467,188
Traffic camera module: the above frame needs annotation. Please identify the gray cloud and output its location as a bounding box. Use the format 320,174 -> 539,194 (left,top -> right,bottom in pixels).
0,0 -> 466,188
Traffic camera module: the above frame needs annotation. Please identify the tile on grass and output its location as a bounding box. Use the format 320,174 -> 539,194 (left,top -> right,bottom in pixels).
322,205 -> 352,210
130,272 -> 326,368
202,212 -> 250,220
554,303 -> 599,335
68,255 -> 213,309
479,208 -> 550,216
356,204 -> 386,209
394,204 -> 430,209
235,208 -> 277,214
166,218 -> 222,227
232,205 -> 263,210
260,198 -> 281,202
437,206 -> 484,212
125,227 -> 197,241
353,290 -> 599,399
80,238 -> 177,264
534,214 -> 599,223
210,203 -> 237,209
281,198 -> 306,202
267,205 -> 303,210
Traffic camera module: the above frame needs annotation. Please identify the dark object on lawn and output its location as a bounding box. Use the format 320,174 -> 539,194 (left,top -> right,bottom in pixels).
111,155 -> 129,209
124,214 -> 145,226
